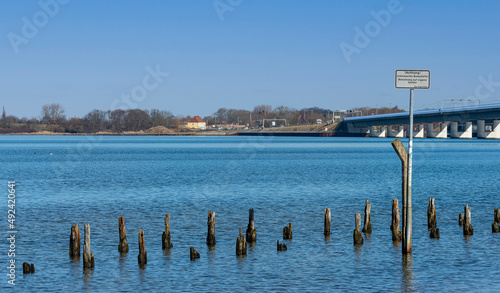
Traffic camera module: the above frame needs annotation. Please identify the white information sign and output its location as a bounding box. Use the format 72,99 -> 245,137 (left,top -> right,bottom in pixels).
395,70 -> 430,89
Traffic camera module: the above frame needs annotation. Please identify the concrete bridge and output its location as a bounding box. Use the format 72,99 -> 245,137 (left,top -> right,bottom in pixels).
343,103 -> 500,139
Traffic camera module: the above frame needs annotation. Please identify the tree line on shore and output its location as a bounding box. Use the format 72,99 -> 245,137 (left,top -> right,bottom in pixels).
0,104 -> 403,134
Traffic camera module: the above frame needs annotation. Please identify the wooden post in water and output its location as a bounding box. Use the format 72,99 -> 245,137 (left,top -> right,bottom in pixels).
207,211 -> 216,246
353,213 -> 363,245
463,205 -> 474,236
23,262 -> 31,274
190,247 -> 200,260
283,223 -> 292,240
277,240 -> 287,251
391,199 -> 402,242
83,223 -> 94,269
362,201 -> 372,234
427,197 -> 437,229
429,227 -> 440,238
428,198 -> 439,238
324,208 -> 331,236
391,139 -> 410,253
236,228 -> 247,256
23,263 -> 35,274
458,214 -> 464,226
118,217 -> 129,253
492,209 -> 500,233
69,224 -> 80,257
162,213 -> 173,249
246,209 -> 257,243
138,229 -> 147,266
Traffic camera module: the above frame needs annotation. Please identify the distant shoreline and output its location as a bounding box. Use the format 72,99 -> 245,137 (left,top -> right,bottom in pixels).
0,131 -> 234,136
0,122 -> 342,137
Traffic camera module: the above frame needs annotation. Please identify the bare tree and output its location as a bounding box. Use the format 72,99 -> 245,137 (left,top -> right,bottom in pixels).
41,103 -> 66,124
214,108 -> 229,123
150,109 -> 175,127
125,109 -> 151,131
83,109 -> 107,132
109,109 -> 127,133
253,105 -> 273,122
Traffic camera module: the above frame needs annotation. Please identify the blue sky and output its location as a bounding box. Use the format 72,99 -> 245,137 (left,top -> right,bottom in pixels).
1,0 -> 500,118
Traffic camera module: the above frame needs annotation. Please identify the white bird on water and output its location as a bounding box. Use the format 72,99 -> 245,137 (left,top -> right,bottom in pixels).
49,153 -> 53,155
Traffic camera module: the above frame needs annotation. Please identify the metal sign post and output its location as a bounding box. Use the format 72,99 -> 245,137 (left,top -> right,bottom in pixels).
407,88 -> 414,253
395,70 -> 430,254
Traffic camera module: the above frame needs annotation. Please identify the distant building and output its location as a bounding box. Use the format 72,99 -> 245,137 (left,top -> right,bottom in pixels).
187,116 -> 206,130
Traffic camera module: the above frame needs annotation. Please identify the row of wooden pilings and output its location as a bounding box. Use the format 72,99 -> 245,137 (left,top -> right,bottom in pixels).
389,139 -> 499,254
68,204 -> 500,268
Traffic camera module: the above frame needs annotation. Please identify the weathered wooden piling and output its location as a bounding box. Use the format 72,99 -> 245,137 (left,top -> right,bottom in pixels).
283,223 -> 292,240
118,217 -> 129,253
391,198 -> 402,242
162,213 -> 173,249
353,212 -> 363,245
391,139 -> 410,254
246,208 -> 257,243
69,224 -> 80,257
23,262 -> 33,274
430,228 -> 440,238
138,229 -> 147,266
23,262 -> 29,274
493,223 -> 500,233
324,208 -> 331,236
459,213 -> 464,226
463,205 -> 473,236
491,222 -> 500,233
236,228 -> 247,256
426,198 -> 440,238
277,240 -> 287,251
207,211 -> 216,246
492,209 -> 500,233
190,246 -> 200,260
427,197 -> 437,229
23,263 -> 35,274
362,200 -> 372,234
83,223 -> 94,269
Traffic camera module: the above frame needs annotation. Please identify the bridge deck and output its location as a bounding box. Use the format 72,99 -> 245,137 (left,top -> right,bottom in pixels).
344,104 -> 500,126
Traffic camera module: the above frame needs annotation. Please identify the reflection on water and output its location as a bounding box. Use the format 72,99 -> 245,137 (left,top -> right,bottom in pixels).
139,266 -> 146,281
363,232 -> 372,243
70,256 -> 80,277
119,253 -> 128,270
354,244 -> 362,259
401,254 -> 414,292
207,245 -> 216,263
83,268 -> 93,288
236,255 -> 247,269
163,248 -> 172,258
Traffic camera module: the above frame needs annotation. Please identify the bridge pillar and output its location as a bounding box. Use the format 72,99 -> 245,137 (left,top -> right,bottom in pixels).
370,126 -> 386,137
346,123 -> 370,136
478,120 -> 500,139
388,125 -> 404,138
427,123 -> 447,138
414,124 -> 424,138
450,121 -> 472,139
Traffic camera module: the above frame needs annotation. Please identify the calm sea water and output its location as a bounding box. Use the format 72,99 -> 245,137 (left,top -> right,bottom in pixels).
1,135 -> 499,292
